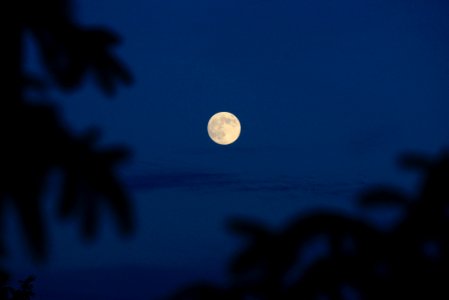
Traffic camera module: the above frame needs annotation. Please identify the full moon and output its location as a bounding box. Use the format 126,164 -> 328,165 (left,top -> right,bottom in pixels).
207,112 -> 241,145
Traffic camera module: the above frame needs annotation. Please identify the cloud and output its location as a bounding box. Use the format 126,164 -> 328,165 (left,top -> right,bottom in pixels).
124,171 -> 237,191
124,169 -> 367,198
237,178 -> 364,197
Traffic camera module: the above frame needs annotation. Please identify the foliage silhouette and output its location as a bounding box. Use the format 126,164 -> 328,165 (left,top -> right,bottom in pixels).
1,0 -> 134,288
166,150 -> 449,299
1,276 -> 35,300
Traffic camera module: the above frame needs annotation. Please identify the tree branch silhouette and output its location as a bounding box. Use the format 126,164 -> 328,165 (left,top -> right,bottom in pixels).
1,0 -> 135,286
166,150 -> 449,299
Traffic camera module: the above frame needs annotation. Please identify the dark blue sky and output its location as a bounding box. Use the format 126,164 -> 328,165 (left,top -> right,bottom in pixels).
9,0 -> 449,299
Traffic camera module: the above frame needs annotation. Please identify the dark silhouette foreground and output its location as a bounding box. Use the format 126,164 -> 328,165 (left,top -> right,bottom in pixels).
1,276 -> 35,300
4,1 -> 448,300
167,151 -> 449,299
1,0 -> 134,289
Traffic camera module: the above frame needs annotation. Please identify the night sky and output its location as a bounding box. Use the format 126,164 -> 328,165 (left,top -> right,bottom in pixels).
8,0 -> 449,299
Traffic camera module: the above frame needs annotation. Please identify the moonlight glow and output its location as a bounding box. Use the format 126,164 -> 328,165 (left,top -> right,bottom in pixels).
207,112 -> 241,145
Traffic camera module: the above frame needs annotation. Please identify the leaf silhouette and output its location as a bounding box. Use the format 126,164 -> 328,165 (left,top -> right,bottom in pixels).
32,26 -> 133,95
22,0 -> 133,95
57,130 -> 133,239
2,0 -> 134,273
167,151 -> 449,300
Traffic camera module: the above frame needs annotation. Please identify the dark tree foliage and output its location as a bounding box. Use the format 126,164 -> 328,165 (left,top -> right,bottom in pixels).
1,276 -> 35,300
1,0 -> 134,287
167,151 -> 449,300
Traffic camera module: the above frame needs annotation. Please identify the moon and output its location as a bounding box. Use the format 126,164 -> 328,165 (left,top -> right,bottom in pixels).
207,112 -> 241,145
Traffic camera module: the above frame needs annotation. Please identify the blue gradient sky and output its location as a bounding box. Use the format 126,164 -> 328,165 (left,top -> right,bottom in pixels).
9,0 -> 449,299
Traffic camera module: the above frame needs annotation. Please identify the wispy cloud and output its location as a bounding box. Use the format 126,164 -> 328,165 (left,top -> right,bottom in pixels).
124,171 -> 237,191
124,169 -> 367,198
236,178 -> 365,197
